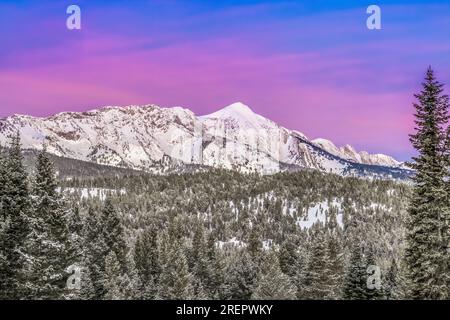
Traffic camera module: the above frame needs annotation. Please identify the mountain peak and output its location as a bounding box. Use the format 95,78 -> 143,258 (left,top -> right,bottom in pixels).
222,102 -> 253,113
201,102 -> 254,119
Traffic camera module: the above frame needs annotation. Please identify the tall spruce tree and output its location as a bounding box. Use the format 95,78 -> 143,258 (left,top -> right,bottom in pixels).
327,231 -> 344,299
343,243 -> 367,300
121,252 -> 143,300
302,228 -> 334,299
133,226 -> 160,299
191,222 -> 215,299
104,251 -> 127,300
224,250 -> 258,300
406,67 -> 449,299
101,199 -> 128,271
82,207 -> 108,299
293,244 -> 309,299
251,251 -> 296,300
444,125 -> 450,271
156,230 -> 193,300
67,206 -> 84,272
78,263 -> 95,300
83,200 -> 129,299
278,235 -> 299,278
383,258 -> 399,300
25,148 -> 74,299
0,133 -> 30,299
205,232 -> 223,299
248,226 -> 262,258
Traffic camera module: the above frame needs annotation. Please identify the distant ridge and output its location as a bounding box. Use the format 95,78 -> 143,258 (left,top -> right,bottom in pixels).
0,102 -> 411,179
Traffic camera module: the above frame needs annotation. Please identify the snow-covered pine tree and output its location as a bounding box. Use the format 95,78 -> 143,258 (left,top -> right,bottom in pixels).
80,201 -> 131,298
78,264 -> 95,300
66,205 -> 85,291
302,227 -> 334,299
156,230 -> 193,300
68,206 -> 84,249
191,221 -> 207,266
0,133 -> 30,299
121,252 -> 143,300
391,255 -> 411,300
223,250 -> 257,300
101,200 -> 138,299
251,250 -> 296,300
406,67 -> 449,299
191,222 -> 214,299
82,207 -> 108,299
343,243 -> 367,300
205,232 -> 224,299
103,251 -> 141,300
248,226 -> 262,258
443,124 -> 450,285
293,244 -> 309,299
26,147 -> 74,299
104,251 -> 126,300
326,231 -> 344,299
278,235 -> 299,278
383,257 -> 399,300
133,226 -> 161,299
101,199 -> 128,271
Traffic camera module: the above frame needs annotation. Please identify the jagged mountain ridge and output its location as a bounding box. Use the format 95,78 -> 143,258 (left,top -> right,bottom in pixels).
0,102 -> 411,178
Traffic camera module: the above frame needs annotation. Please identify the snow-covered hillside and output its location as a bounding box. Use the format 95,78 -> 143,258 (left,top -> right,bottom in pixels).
0,102 -> 410,178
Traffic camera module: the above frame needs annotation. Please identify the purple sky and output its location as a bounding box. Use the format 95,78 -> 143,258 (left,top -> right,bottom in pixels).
1,0 -> 450,160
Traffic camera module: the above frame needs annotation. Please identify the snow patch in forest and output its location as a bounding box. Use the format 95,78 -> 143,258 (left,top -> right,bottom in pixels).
386,189 -> 396,196
297,199 -> 344,230
216,237 -> 246,249
58,187 -> 126,200
262,239 -> 275,250
215,238 -> 276,251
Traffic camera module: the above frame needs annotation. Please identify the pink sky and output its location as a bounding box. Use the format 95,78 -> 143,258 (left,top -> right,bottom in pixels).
1,1 -> 450,160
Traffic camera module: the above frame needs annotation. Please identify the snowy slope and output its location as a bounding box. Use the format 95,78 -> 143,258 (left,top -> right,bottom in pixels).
0,102 -> 411,178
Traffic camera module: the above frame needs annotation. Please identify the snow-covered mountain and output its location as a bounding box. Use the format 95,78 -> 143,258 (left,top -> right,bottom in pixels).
0,102 -> 410,178
311,138 -> 402,167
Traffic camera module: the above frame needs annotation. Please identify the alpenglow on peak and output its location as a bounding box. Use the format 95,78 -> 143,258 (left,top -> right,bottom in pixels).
200,102 -> 254,118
